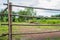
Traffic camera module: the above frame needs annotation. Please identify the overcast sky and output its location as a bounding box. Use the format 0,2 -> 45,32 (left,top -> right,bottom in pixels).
0,0 -> 60,17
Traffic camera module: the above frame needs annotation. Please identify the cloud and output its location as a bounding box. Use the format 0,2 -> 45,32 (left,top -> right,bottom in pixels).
10,0 -> 38,11
0,0 -> 7,10
10,0 -> 37,6
35,0 -> 60,16
37,0 -> 60,9
0,0 -> 60,16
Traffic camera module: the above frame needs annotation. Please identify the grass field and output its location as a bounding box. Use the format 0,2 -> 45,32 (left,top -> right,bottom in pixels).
0,22 -> 60,40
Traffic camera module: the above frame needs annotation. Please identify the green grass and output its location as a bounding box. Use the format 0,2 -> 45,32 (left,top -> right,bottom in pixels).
0,26 -> 8,34
31,19 -> 60,24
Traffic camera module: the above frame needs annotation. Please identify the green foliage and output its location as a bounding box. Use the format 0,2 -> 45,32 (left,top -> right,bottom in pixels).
51,14 -> 60,17
30,19 -> 60,24
18,8 -> 36,22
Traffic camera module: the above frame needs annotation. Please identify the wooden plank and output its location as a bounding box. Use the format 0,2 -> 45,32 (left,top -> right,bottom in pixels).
0,14 -> 60,19
12,14 -> 60,19
1,30 -> 60,36
1,24 -> 60,26
4,3 -> 60,11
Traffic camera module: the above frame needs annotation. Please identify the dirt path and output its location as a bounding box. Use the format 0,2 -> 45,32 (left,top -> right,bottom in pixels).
17,31 -> 60,40
23,32 -> 60,39
13,27 -> 60,40
13,26 -> 59,33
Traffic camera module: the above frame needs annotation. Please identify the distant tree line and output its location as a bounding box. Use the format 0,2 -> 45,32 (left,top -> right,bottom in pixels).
0,8 -> 36,22
51,14 -> 60,17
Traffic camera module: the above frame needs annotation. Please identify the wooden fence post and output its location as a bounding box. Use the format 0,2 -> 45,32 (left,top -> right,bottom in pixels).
8,2 -> 12,40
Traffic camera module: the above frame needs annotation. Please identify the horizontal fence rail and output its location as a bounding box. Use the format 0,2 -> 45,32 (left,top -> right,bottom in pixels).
4,3 -> 60,11
1,30 -> 60,36
11,14 -> 60,19
1,24 -> 60,26
0,14 -> 60,19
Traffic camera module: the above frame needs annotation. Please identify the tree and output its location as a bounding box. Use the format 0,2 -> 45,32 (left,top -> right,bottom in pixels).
12,11 -> 17,22
18,8 -> 36,22
0,10 -> 6,22
0,11 -> 1,22
3,10 -> 8,22
0,10 -> 17,22
51,14 -> 60,17
25,8 -> 36,16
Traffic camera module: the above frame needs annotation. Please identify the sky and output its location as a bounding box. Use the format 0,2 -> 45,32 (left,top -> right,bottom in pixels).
0,0 -> 60,17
